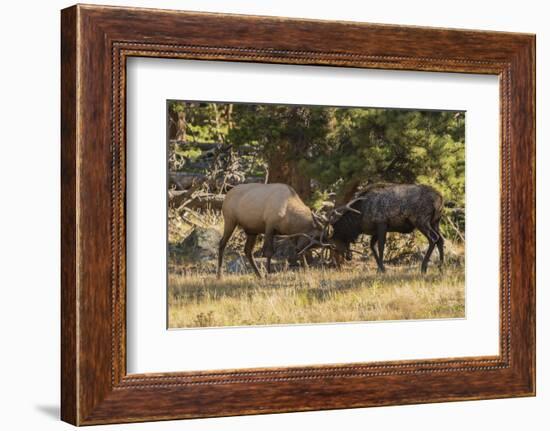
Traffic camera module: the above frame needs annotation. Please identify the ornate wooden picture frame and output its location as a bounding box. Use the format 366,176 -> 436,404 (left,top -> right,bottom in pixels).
61,4 -> 535,425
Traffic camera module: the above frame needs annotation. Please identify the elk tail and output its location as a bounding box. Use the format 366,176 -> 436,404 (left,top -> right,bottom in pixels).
432,195 -> 444,224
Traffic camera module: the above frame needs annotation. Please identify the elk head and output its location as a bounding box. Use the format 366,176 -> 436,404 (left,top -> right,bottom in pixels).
273,214 -> 330,260
321,195 -> 370,265
283,195 -> 369,264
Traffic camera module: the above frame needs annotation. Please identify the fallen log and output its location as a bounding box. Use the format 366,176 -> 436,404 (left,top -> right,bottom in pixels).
169,172 -> 206,190
183,193 -> 225,211
169,190 -> 225,211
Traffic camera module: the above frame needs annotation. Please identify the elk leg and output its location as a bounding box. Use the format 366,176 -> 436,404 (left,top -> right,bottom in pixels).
301,254 -> 309,270
369,235 -> 381,268
332,249 -> 343,269
287,238 -> 299,267
244,234 -> 261,278
376,224 -> 387,273
418,224 -> 437,274
263,229 -> 275,274
217,219 -> 237,279
433,220 -> 444,270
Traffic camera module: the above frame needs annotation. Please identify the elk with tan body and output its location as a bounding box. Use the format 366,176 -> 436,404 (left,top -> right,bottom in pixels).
217,183 -> 328,278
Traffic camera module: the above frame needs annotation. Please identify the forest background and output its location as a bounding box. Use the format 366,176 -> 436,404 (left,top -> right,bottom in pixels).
167,101 -> 466,328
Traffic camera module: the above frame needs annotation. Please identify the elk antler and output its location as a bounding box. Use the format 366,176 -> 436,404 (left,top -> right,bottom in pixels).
312,212 -> 328,226
297,237 -> 335,256
276,232 -> 335,256
331,195 -> 370,218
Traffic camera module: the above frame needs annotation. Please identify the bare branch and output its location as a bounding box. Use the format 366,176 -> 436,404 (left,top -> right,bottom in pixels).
444,214 -> 465,242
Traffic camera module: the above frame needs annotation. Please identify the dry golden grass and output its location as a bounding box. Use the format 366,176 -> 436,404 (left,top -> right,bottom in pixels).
168,264 -> 464,328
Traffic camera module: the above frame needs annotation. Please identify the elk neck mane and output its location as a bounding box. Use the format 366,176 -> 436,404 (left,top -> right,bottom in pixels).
331,183 -> 392,244
331,200 -> 365,244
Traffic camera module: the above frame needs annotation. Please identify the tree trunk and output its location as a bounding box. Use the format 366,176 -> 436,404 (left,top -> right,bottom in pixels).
288,161 -> 311,201
267,140 -> 311,201
335,178 -> 361,205
175,110 -> 186,141
168,109 -> 177,140
267,152 -> 290,184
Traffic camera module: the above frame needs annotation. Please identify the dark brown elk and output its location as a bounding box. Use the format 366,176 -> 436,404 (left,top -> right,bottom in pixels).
217,183 -> 328,278
329,183 -> 445,273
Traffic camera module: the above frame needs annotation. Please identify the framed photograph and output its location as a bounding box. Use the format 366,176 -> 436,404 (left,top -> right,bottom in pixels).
61,4 -> 535,425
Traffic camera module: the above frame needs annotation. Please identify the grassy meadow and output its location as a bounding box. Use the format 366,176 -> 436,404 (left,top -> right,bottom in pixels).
168,262 -> 465,328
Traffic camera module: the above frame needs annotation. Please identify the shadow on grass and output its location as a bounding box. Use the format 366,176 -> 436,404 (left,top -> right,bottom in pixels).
169,263 -> 461,302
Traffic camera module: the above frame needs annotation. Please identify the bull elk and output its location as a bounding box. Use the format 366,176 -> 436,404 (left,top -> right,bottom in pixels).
329,183 -> 445,273
217,183 -> 329,278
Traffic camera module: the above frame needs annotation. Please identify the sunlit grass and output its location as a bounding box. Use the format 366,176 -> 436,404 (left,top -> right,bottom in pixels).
168,264 -> 464,328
